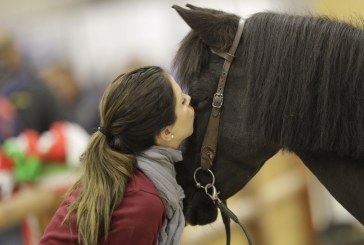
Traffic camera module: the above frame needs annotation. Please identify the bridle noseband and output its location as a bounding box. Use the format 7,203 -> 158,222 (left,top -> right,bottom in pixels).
193,19 -> 253,245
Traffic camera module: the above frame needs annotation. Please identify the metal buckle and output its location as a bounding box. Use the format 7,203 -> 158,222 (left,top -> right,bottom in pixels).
212,93 -> 224,109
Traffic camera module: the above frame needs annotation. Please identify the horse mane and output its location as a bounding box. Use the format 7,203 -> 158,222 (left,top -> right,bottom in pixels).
173,11 -> 364,159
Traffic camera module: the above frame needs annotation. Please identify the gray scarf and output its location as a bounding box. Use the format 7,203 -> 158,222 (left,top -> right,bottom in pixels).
137,146 -> 185,245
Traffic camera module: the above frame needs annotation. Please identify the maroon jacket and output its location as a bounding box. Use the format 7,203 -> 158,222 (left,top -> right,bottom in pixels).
39,170 -> 166,245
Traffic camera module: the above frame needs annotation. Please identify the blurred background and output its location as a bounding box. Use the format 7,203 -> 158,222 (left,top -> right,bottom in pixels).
0,0 -> 363,244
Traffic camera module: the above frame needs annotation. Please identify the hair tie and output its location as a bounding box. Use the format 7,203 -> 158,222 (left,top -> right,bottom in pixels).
98,126 -> 110,137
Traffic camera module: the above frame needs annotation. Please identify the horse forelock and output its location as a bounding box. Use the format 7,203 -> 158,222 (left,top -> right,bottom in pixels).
172,13 -> 238,93
172,31 -> 206,92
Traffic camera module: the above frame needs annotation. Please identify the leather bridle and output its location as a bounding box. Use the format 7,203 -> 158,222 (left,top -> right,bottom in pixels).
193,19 -> 253,245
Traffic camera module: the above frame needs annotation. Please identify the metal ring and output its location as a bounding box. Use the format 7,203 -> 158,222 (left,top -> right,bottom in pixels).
193,167 -> 215,189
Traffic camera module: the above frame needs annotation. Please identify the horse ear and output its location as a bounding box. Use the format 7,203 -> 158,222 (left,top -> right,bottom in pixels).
185,4 -> 203,11
185,4 -> 224,14
172,4 -> 230,51
186,3 -> 209,11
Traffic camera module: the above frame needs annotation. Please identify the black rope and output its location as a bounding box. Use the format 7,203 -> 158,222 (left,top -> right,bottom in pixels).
194,168 -> 253,245
216,200 -> 253,245
221,200 -> 231,245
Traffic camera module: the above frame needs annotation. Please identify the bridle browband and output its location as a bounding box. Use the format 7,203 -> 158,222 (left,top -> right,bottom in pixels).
193,19 -> 253,245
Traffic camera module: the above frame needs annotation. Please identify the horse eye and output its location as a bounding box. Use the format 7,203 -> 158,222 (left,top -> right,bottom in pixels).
192,96 -> 210,110
190,98 -> 198,107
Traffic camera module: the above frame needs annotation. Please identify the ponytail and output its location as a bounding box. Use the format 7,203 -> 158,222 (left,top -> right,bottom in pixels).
64,131 -> 136,245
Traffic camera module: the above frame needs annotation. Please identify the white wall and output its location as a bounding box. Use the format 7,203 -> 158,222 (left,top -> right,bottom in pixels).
0,0 -> 312,86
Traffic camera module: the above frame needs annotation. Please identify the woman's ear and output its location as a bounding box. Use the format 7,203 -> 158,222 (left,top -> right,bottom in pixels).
155,126 -> 174,146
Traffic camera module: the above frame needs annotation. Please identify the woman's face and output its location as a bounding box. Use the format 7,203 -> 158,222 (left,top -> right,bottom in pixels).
169,75 -> 195,145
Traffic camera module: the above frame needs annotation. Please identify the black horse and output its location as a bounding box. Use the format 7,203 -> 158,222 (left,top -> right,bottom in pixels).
171,4 -> 364,227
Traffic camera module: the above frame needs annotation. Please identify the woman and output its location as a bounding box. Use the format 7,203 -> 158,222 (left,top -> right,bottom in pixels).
39,66 -> 194,245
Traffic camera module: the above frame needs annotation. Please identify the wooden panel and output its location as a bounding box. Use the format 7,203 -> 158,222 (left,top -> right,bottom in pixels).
315,0 -> 364,19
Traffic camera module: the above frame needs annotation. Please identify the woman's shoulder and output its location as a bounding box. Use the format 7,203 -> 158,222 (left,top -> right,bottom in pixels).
108,170 -> 166,242
118,170 -> 165,218
126,170 -> 162,196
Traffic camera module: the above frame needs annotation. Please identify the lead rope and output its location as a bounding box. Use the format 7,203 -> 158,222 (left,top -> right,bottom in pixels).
194,167 -> 253,245
221,201 -> 231,245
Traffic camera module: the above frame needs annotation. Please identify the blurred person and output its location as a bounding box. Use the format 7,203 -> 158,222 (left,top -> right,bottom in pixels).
39,66 -> 194,245
0,30 -> 64,141
0,30 -> 64,245
39,65 -> 101,133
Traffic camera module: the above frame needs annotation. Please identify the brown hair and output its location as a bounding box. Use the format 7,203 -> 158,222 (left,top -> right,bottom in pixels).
64,66 -> 176,245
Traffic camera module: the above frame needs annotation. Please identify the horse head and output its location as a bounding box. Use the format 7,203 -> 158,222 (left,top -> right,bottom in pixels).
172,4 -> 278,226
172,4 -> 364,226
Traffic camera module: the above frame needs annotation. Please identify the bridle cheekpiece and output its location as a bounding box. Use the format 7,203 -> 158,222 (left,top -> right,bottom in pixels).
193,19 -> 253,245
